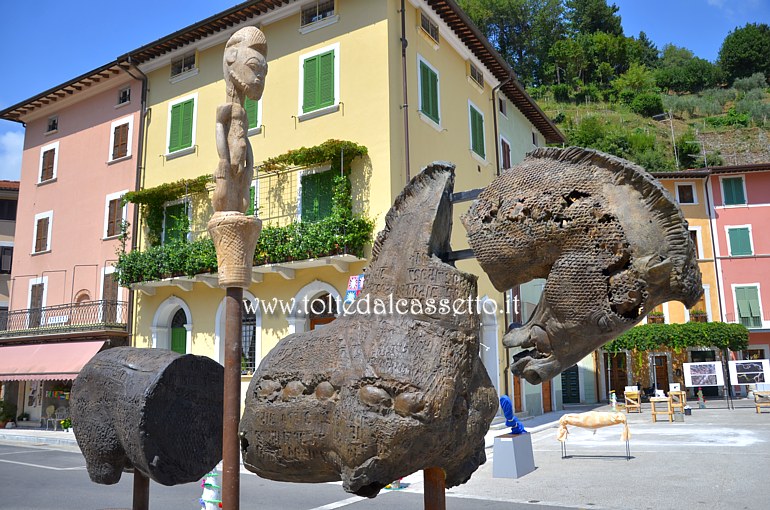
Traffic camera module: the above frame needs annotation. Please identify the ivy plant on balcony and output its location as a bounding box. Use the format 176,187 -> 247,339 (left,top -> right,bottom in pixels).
604,321 -> 749,353
114,140 -> 373,287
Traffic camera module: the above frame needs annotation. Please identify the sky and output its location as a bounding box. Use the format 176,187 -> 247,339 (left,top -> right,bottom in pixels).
1,0 -> 769,181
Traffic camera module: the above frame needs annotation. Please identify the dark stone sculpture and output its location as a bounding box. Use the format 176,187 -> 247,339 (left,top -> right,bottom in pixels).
462,147 -> 703,385
240,163 -> 497,497
71,347 -> 224,486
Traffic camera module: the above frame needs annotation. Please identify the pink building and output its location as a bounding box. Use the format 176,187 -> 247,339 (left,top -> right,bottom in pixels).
0,63 -> 141,424
709,163 -> 770,362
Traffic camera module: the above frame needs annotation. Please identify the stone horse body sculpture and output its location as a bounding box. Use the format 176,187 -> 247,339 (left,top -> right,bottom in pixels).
240,163 -> 498,497
463,147 -> 703,384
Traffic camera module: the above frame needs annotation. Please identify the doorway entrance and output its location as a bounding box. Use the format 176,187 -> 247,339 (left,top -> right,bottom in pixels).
170,308 -> 187,354
309,293 -> 337,330
604,352 -> 628,399
653,355 -> 670,392
561,364 -> 580,404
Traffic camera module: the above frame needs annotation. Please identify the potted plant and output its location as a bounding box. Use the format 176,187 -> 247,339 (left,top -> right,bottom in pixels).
17,412 -> 30,422
647,311 -> 665,324
60,418 -> 72,432
0,401 -> 17,428
689,309 -> 708,323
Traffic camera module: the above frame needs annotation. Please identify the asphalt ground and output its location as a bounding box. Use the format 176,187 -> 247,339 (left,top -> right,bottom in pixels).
2,400 -> 769,509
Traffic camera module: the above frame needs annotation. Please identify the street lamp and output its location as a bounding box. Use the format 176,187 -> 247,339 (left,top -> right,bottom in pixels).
653,111 -> 679,169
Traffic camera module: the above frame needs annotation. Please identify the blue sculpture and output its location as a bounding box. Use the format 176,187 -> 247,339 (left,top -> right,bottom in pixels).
499,396 -> 526,435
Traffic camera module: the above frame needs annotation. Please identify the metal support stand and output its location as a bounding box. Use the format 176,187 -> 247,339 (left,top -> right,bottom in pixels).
423,467 -> 446,510
132,470 -> 149,510
222,287 -> 243,510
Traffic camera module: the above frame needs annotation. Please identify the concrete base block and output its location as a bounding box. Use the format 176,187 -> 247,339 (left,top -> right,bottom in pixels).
492,433 -> 535,479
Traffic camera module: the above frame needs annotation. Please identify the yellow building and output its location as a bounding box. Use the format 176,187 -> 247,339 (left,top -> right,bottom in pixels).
118,0 -> 563,413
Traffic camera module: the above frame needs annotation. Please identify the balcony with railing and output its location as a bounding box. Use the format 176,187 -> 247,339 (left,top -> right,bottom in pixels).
0,300 -> 129,340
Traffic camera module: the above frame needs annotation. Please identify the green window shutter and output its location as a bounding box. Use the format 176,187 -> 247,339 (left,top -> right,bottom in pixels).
470,106 -> 485,158
736,287 -> 762,327
303,56 -> 319,113
728,228 -> 752,256
420,62 -> 439,123
246,185 -> 256,216
301,171 -> 335,222
723,177 -> 745,205
163,202 -> 187,244
244,97 -> 259,130
318,51 -> 335,109
169,103 -> 182,152
169,99 -> 194,152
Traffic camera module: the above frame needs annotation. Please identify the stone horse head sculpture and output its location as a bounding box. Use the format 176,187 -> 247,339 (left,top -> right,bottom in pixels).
463,147 -> 703,385
240,163 -> 497,497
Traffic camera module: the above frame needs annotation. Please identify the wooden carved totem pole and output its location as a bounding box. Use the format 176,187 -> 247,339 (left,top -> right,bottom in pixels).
207,26 -> 267,510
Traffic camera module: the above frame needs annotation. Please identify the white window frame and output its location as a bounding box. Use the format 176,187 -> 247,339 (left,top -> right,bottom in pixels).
468,99 -> 486,162
468,61 -> 484,89
162,198 -> 192,245
165,93 -> 198,159
532,131 -> 539,148
169,51 -> 199,82
299,0 -> 339,34
731,283 -> 764,328
684,284 -> 712,322
46,115 -> 58,134
296,164 -> 333,222
675,181 -> 698,205
32,210 -> 53,254
417,54 -> 442,130
107,116 -> 134,162
27,276 -> 48,312
103,190 -> 129,239
297,42 -> 341,121
688,226 -> 704,259
719,174 -> 747,207
498,96 -> 508,118
247,98 -> 263,137
100,266 -> 125,303
500,135 -> 512,171
725,224 -> 754,256
117,86 -> 131,106
38,141 -> 59,184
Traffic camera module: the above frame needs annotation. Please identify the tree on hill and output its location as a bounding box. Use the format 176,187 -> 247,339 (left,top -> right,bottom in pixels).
628,31 -> 659,68
718,23 -> 770,85
566,0 -> 623,36
655,44 -> 721,93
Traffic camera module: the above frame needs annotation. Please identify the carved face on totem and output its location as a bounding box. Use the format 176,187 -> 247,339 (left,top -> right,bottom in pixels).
223,26 -> 268,102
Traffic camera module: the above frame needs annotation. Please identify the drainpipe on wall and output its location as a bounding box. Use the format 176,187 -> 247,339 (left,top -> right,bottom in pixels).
120,57 -> 149,346
492,74 -> 512,177
400,0 -> 411,183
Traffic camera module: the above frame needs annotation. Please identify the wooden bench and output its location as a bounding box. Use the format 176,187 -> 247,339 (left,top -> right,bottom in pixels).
624,390 -> 641,413
755,391 -> 770,413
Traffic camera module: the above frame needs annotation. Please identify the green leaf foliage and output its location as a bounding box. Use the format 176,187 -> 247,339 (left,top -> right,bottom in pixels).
718,23 -> 770,85
605,322 -> 749,353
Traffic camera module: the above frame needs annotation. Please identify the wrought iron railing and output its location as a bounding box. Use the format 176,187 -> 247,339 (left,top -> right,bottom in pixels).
0,300 -> 128,338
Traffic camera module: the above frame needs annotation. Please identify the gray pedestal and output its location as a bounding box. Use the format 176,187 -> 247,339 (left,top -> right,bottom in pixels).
492,433 -> 535,479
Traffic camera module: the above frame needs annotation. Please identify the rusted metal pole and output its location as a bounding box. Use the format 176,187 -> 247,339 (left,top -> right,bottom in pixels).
423,467 -> 446,510
222,287 -> 243,510
132,470 -> 149,510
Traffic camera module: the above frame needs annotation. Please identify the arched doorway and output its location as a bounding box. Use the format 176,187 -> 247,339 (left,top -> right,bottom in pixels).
287,280 -> 341,334
309,292 -> 338,330
170,308 -> 187,354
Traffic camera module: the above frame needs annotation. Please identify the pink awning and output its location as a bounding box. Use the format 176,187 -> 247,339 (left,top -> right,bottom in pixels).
0,341 -> 104,381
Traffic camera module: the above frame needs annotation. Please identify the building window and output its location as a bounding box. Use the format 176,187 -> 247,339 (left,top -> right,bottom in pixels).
418,57 -> 440,125
39,142 -> 59,183
301,0 -> 335,27
532,131 -> 539,147
727,226 -> 753,256
0,246 -> 12,274
167,96 -> 196,154
46,116 -> 58,133
689,228 -> 703,259
244,97 -> 260,132
29,281 -> 45,328
246,182 -> 257,216
110,120 -> 131,161
117,87 -> 131,105
163,201 -> 189,245
420,12 -> 439,44
498,97 -> 507,117
104,192 -> 126,239
735,286 -> 762,328
722,176 -> 746,205
33,211 -> 53,254
676,183 -> 696,204
469,102 -> 485,159
469,62 -> 484,88
170,51 -> 197,78
0,199 -> 17,221
301,170 -> 335,223
301,48 -> 336,114
500,138 -> 512,170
